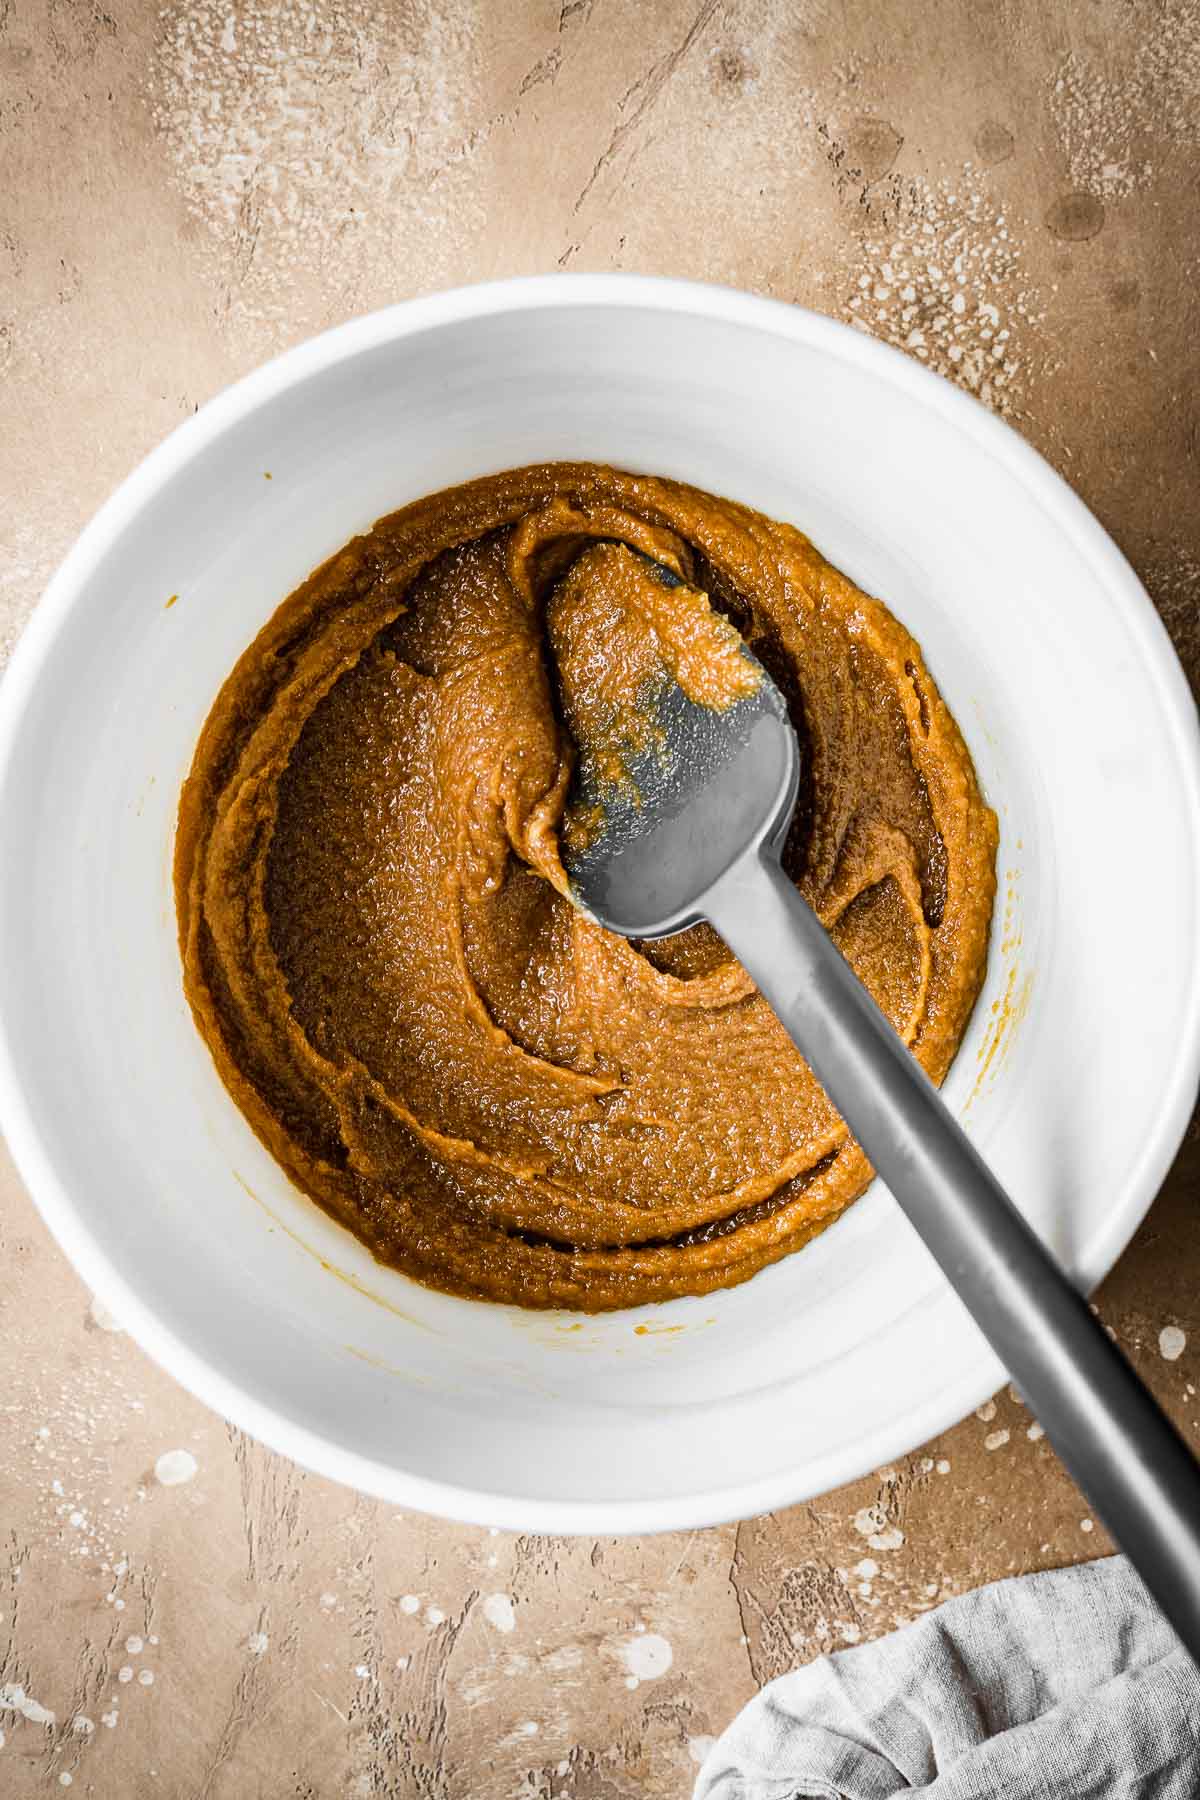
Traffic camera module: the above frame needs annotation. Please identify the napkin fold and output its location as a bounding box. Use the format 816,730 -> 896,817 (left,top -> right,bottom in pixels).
694,1555 -> 1200,1799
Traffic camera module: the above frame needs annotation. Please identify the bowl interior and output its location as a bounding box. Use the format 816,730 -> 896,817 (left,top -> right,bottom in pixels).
1,285 -> 1197,1530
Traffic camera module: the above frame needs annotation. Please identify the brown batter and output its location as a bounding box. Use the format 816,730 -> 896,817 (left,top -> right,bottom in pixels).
176,464 -> 997,1310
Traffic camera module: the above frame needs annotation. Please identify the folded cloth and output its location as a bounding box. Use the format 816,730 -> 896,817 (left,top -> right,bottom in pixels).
694,1555 -> 1200,1800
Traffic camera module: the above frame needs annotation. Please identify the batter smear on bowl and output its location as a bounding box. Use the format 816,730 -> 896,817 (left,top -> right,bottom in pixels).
176,464 -> 997,1309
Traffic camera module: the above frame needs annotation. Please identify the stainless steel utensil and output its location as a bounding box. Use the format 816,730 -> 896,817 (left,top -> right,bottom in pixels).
562,612 -> 1200,1664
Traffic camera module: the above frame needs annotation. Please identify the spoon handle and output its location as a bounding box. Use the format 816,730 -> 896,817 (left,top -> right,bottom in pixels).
705,846 -> 1200,1665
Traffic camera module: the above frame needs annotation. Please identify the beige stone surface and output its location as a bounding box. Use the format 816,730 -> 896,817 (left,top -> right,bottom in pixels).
1,0 -> 1198,1794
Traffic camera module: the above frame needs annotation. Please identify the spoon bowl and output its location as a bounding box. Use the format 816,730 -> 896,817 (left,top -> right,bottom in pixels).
562,659 -> 798,938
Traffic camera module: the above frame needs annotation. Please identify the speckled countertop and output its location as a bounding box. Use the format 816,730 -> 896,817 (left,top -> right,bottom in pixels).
1,2 -> 1198,1795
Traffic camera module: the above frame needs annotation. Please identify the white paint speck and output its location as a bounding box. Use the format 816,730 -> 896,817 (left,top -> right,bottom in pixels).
124,1637 -> 144,1656
154,1449 -> 197,1487
117,1667 -> 133,1685
624,1674 -> 638,1690
425,1606 -> 445,1627
936,1459 -> 951,1475
1081,1518 -> 1094,1534
68,1511 -> 85,1529
517,1720 -> 539,1737
482,1593 -> 515,1634
1159,1326 -> 1187,1362
975,1400 -> 997,1422
396,1656 -> 410,1672
852,1507 -> 904,1551
355,1664 -> 371,1679
852,1558 -> 878,1580
71,1716 -> 94,1736
89,1295 -> 123,1332
984,1429 -> 1010,1451
399,1594 -> 420,1615
1027,1422 -> 1045,1442
247,1633 -> 269,1657
138,1671 -> 154,1688
59,1775 -> 72,1788
101,1711 -> 119,1729
620,1633 -> 673,1682
320,1592 -> 338,1610
0,1683 -> 56,1726
688,1735 -> 716,1766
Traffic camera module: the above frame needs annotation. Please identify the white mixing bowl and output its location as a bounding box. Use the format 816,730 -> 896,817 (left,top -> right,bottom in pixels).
1,276 -> 1197,1532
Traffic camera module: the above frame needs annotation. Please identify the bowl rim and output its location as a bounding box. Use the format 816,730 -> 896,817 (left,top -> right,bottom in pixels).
1,271 -> 1198,1533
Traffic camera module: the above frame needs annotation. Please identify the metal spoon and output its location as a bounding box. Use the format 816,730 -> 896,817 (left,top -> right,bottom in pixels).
562,612 -> 1200,1664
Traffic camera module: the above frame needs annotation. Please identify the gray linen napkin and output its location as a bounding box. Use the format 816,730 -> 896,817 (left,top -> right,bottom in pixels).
694,1555 -> 1200,1799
